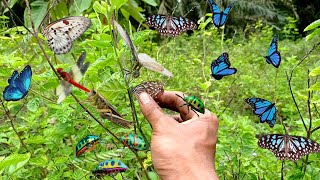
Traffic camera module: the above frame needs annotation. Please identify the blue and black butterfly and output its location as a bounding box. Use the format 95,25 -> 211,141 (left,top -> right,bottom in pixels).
207,0 -> 235,28
211,52 -> 237,80
264,34 -> 281,68
245,98 -> 276,127
258,134 -> 320,161
3,65 -> 32,101
146,14 -> 197,36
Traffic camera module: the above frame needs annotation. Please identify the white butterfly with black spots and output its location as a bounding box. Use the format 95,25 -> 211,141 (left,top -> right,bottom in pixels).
43,16 -> 91,54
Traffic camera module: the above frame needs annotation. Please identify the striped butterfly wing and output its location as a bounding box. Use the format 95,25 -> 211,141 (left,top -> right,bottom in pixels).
258,134 -> 320,161
43,16 -> 91,54
146,15 -> 197,36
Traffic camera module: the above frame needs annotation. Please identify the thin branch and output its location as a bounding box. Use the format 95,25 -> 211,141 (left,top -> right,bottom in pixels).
310,126 -> 320,134
285,72 -> 307,131
0,99 -> 29,151
307,69 -> 312,136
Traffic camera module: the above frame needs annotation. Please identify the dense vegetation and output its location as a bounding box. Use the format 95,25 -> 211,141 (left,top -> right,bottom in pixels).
1,0 -> 320,179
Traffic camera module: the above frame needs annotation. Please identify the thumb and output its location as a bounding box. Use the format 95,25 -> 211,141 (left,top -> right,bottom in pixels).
138,92 -> 165,128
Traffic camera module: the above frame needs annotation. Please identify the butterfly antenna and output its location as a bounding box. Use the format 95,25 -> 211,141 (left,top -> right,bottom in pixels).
3,0 -> 33,34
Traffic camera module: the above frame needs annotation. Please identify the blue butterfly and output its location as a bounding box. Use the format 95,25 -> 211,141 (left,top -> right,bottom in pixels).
208,0 -> 235,28
258,134 -> 320,161
3,65 -> 32,101
265,35 -> 281,68
245,98 -> 276,127
146,14 -> 197,36
211,52 -> 237,80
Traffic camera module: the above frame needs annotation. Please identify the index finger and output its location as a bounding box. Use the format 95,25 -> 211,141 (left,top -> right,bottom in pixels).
155,91 -> 199,120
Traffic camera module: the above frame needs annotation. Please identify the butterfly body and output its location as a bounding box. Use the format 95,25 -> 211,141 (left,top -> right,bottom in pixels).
76,135 -> 100,157
265,35 -> 281,68
258,134 -> 320,161
120,133 -> 149,151
55,52 -> 90,103
211,52 -> 237,80
43,16 -> 91,54
245,98 -> 276,127
146,14 -> 197,36
208,0 -> 234,28
3,65 -> 32,101
92,159 -> 128,177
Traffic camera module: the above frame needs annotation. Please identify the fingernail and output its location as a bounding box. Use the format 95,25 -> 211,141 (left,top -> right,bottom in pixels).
138,92 -> 151,105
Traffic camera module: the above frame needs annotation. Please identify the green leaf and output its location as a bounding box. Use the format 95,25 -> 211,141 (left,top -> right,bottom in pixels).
148,171 -> 159,180
142,0 -> 157,6
0,153 -> 30,174
306,28 -> 320,41
27,98 -> 41,112
25,136 -> 47,144
309,82 -> 320,91
309,66 -> 320,76
304,19 -> 320,32
93,1 -> 107,15
110,0 -> 128,10
23,0 -> 48,30
69,0 -> 92,15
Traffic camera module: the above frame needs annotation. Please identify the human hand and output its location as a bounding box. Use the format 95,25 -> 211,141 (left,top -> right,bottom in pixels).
138,91 -> 219,180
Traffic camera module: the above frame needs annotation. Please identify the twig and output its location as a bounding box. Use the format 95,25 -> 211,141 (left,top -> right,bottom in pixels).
0,99 -> 29,151
285,72 -> 307,132
307,69 -> 312,136
281,160 -> 285,180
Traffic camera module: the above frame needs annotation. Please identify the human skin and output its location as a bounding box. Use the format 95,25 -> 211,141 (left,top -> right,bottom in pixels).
138,91 -> 219,180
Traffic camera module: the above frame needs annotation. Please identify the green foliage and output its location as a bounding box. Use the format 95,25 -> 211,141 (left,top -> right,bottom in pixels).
1,1 -> 320,180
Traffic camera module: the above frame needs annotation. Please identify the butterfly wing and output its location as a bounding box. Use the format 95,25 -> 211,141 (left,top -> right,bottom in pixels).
211,52 -> 237,80
137,53 -> 173,77
146,15 -> 197,36
265,35 -> 281,68
3,65 -> 32,101
258,134 -> 287,160
245,98 -> 276,127
43,16 -> 91,54
208,0 -> 234,28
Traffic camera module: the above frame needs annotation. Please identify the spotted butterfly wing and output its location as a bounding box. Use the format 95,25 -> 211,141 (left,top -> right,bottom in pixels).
264,34 -> 281,68
43,16 -> 91,54
245,98 -> 276,127
208,0 -> 234,28
258,134 -> 320,161
3,65 -> 32,101
211,52 -> 237,80
146,14 -> 197,36
132,81 -> 164,99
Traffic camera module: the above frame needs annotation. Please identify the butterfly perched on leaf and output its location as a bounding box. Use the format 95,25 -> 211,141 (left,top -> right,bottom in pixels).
211,52 -> 237,80
55,51 -> 90,103
258,134 -> 320,161
245,98 -> 276,127
43,16 -> 91,54
146,14 -> 197,36
207,0 -> 235,28
264,34 -> 281,68
3,65 -> 32,101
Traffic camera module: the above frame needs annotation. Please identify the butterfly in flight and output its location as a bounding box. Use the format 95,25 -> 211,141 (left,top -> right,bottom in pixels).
55,52 -> 90,103
207,0 -> 235,28
211,52 -> 237,80
3,65 -> 32,101
245,98 -> 276,127
264,34 -> 281,68
258,134 -> 320,161
113,20 -> 173,78
43,16 -> 91,54
146,14 -> 197,36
